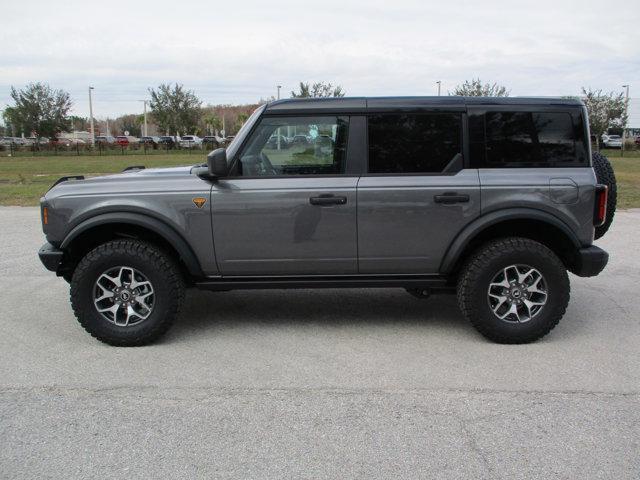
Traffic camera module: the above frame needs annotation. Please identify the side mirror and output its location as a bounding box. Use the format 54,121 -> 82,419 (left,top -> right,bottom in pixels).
207,148 -> 228,178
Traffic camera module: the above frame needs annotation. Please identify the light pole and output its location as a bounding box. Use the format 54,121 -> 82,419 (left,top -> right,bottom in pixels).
139,100 -> 148,137
277,85 -> 282,100
88,86 -> 95,146
436,80 -> 441,96
622,85 -> 630,157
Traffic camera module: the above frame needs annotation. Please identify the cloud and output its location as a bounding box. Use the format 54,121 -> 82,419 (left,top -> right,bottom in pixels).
1,0 -> 638,118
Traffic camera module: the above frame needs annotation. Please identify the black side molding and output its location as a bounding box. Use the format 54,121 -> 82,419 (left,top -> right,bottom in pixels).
123,165 -> 146,172
49,175 -> 84,191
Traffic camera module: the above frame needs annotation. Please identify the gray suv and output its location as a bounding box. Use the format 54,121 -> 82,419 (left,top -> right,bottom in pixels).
38,97 -> 614,346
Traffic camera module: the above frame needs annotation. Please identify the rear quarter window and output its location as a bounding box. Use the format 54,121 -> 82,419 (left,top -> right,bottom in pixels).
469,110 -> 588,168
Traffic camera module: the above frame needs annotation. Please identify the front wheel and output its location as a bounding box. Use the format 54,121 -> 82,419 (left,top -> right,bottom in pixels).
457,237 -> 570,344
70,240 -> 185,346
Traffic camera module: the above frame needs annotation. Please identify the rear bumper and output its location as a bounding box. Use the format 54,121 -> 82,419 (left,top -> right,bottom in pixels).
571,245 -> 609,277
38,242 -> 64,272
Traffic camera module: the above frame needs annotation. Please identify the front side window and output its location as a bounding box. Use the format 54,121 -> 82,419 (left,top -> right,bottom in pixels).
234,116 -> 349,176
368,113 -> 462,174
482,111 -> 579,167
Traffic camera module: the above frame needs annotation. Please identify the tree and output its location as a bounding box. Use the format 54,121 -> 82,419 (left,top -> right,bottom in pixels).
291,82 -> 345,98
68,115 -> 91,132
148,83 -> 202,135
451,78 -> 509,97
580,88 -> 627,149
203,113 -> 222,135
5,82 -> 72,137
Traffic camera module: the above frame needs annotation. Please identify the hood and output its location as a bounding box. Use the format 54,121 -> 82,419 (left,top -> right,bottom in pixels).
44,164 -> 203,200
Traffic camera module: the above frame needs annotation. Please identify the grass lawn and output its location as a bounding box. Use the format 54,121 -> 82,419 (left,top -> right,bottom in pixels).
0,150 -> 638,207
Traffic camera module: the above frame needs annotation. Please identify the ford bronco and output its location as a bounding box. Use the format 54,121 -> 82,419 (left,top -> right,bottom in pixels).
38,97 -> 615,346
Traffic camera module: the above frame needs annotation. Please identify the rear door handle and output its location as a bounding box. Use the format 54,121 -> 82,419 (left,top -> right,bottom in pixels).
309,194 -> 347,206
434,192 -> 470,204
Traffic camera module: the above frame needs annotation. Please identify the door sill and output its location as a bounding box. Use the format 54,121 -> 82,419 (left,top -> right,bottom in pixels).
194,274 -> 453,292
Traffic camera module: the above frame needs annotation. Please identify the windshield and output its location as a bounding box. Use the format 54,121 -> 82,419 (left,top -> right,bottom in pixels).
225,104 -> 266,161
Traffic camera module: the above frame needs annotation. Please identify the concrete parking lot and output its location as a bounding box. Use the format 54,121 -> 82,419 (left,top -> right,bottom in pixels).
1,206 -> 639,479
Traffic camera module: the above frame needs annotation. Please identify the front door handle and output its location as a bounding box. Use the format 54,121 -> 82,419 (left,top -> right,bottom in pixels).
434,192 -> 470,204
309,194 -> 347,206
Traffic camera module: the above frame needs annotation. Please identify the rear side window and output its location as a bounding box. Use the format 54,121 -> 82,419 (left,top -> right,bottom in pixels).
470,111 -> 586,167
368,113 -> 462,174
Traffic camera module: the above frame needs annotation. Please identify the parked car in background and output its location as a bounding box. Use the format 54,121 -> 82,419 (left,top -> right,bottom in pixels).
116,136 -> 139,146
95,136 -> 116,145
51,137 -> 85,147
139,136 -> 160,147
202,136 -> 222,147
158,136 -> 177,148
0,137 -> 20,146
291,134 -> 310,146
179,135 -> 203,148
602,134 -> 622,148
266,134 -> 289,149
635,135 -> 640,146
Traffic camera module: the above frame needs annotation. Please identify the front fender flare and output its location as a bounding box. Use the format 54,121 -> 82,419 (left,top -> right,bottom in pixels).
60,212 -> 204,277
439,208 -> 582,274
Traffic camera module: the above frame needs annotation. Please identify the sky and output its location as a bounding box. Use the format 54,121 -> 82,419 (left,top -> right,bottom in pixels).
1,0 -> 639,122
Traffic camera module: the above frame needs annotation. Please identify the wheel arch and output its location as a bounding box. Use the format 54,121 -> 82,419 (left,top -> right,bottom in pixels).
60,212 -> 204,279
440,208 -> 582,276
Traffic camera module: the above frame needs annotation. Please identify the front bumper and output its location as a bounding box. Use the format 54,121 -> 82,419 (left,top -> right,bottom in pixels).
38,242 -> 64,272
571,245 -> 609,277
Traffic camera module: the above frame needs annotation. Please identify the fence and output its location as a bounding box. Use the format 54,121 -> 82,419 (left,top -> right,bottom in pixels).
0,141 -> 222,158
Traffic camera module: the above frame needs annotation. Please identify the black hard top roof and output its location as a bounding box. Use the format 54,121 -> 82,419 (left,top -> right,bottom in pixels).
265,96 -> 583,114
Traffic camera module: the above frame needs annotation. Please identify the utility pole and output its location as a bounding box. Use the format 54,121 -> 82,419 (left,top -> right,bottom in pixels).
88,86 -> 95,146
436,80 -> 441,96
139,100 -> 148,137
105,118 -> 109,136
276,85 -> 282,149
622,85 -> 630,157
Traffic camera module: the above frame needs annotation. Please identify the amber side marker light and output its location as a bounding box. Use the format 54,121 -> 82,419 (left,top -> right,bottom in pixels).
42,206 -> 49,225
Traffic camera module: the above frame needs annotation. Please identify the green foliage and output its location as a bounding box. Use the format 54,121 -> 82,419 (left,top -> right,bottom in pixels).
581,88 -> 627,141
451,78 -> 509,97
5,83 -> 72,137
68,115 -> 91,132
148,83 -> 202,135
290,82 -> 345,98
203,113 -> 222,134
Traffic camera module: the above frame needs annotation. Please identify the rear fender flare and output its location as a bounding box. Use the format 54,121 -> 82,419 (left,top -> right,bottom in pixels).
439,208 -> 581,274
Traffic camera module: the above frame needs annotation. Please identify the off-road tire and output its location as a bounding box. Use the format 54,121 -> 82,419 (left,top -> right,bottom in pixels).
457,237 -> 570,344
592,151 -> 617,239
70,239 -> 185,346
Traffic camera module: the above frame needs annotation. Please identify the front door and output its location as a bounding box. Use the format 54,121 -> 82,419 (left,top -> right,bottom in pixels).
211,115 -> 358,276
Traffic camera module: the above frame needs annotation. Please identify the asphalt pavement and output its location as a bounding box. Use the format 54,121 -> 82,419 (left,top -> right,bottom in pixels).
1,206 -> 639,479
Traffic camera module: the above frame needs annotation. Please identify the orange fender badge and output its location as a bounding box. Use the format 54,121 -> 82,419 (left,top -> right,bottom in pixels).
192,197 -> 207,208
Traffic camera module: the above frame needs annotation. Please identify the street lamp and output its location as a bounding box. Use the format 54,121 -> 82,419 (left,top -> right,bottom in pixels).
277,85 -> 282,100
622,85 -> 630,157
88,86 -> 95,146
139,100 -> 148,137
436,80 -> 441,96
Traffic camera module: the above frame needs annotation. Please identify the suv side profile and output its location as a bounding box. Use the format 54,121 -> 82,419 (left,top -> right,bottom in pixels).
38,97 -> 612,346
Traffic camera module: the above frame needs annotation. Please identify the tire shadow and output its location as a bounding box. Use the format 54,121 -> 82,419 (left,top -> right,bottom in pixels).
166,288 -> 469,342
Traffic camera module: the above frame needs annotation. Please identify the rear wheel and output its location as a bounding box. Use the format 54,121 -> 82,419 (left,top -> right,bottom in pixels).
457,237 -> 569,343
70,239 -> 184,346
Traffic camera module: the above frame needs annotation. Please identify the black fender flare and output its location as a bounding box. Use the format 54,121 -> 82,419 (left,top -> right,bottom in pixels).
439,208 -> 582,274
60,212 -> 204,277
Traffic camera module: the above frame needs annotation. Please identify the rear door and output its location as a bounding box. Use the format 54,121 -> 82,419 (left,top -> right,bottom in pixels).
211,115 -> 359,276
357,111 -> 481,274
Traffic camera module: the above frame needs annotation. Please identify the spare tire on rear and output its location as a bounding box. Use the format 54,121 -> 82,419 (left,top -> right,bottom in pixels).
592,151 -> 617,239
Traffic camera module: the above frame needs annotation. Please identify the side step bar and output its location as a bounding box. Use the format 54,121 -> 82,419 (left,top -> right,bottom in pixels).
195,275 -> 454,292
